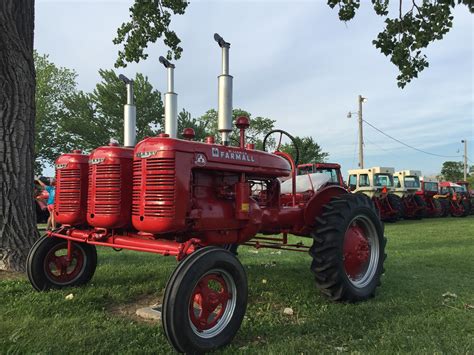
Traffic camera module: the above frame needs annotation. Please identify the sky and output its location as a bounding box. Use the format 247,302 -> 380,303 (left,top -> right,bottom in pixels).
35,0 -> 473,177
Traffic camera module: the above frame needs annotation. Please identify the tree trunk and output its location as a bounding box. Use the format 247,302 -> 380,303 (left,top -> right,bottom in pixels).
0,0 -> 38,271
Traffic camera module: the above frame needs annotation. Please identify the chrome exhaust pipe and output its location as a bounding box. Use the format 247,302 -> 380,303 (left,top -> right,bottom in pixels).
214,33 -> 233,146
159,56 -> 178,138
119,74 -> 136,147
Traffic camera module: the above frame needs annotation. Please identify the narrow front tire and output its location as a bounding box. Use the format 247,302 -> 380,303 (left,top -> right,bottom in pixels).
162,247 -> 247,353
26,236 -> 97,291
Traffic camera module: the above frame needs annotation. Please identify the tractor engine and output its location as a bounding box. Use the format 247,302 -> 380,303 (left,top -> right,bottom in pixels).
132,135 -> 291,244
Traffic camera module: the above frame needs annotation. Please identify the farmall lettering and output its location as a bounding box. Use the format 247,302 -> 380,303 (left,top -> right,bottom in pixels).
89,158 -> 105,165
211,147 -> 255,162
136,150 -> 157,159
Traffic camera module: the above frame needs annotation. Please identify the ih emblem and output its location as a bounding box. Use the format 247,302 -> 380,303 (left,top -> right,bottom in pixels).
194,153 -> 207,166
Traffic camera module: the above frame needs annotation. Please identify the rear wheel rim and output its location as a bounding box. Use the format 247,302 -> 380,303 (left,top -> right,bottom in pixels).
44,242 -> 85,285
188,269 -> 237,339
343,215 -> 379,288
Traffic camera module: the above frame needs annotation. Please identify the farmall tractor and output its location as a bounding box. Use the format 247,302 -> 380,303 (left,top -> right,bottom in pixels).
347,167 -> 402,222
393,170 -> 426,219
438,182 -> 470,217
27,34 -> 386,353
416,177 -> 444,218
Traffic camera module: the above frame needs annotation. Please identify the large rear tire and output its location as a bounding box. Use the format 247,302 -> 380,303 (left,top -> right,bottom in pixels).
413,195 -> 426,219
310,194 -> 386,302
385,193 -> 402,222
439,199 -> 450,217
451,199 -> 469,217
162,247 -> 247,354
27,236 -> 97,291
432,198 -> 443,218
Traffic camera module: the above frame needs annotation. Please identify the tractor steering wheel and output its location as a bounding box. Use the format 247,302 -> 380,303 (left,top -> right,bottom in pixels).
262,129 -> 300,167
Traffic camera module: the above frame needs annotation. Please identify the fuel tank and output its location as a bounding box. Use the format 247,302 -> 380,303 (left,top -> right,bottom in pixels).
54,149 -> 89,226
87,143 -> 134,229
132,136 -> 290,234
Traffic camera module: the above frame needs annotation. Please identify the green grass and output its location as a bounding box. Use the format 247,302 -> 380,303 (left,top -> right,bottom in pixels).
1,217 -> 473,353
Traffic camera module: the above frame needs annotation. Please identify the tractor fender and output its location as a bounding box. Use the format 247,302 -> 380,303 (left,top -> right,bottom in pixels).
303,185 -> 348,226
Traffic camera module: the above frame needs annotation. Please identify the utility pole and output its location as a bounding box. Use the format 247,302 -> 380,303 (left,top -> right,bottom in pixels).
347,95 -> 367,169
461,139 -> 467,180
358,95 -> 364,169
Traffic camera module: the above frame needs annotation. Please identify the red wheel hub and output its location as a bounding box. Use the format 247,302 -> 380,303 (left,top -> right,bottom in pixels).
343,224 -> 370,279
44,243 -> 84,284
189,273 -> 231,331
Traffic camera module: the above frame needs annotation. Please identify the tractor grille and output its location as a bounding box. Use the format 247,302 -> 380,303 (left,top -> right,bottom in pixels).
57,168 -> 81,213
88,164 -> 121,215
132,160 -> 142,216
133,157 -> 176,218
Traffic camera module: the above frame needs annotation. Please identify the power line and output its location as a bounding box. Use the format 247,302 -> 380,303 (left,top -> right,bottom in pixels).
364,137 -> 392,152
362,119 -> 462,159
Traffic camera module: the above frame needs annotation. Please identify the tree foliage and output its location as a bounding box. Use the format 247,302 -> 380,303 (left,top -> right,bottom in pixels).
34,59 -> 164,172
177,109 -> 210,141
59,70 -> 164,153
192,109 -> 276,149
34,51 -> 77,173
113,0 -> 188,68
440,160 -> 465,181
280,136 -> 329,165
327,0 -> 473,88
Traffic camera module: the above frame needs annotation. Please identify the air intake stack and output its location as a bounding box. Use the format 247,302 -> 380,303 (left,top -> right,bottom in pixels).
214,33 -> 233,146
160,56 -> 178,138
119,74 -> 136,147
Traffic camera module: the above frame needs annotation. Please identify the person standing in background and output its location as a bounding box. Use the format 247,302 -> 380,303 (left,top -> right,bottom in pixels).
37,178 -> 56,230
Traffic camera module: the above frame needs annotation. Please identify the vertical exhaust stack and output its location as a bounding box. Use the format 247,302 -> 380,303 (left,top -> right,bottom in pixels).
119,74 -> 136,147
214,33 -> 233,146
159,56 -> 178,138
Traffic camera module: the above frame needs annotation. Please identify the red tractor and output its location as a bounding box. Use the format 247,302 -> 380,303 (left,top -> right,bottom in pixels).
27,34 -> 386,353
279,162 -> 346,206
416,177 -> 444,218
456,180 -> 474,214
297,162 -> 345,186
438,182 -> 470,217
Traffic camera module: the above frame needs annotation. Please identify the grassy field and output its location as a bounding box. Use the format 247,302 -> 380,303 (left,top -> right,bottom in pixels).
1,217 -> 473,353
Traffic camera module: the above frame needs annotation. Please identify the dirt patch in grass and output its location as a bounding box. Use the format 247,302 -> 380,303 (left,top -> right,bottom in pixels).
108,294 -> 162,323
0,270 -> 25,281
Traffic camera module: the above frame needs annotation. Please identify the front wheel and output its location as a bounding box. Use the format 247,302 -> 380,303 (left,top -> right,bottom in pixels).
310,193 -> 386,302
27,236 -> 97,291
162,247 -> 248,354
